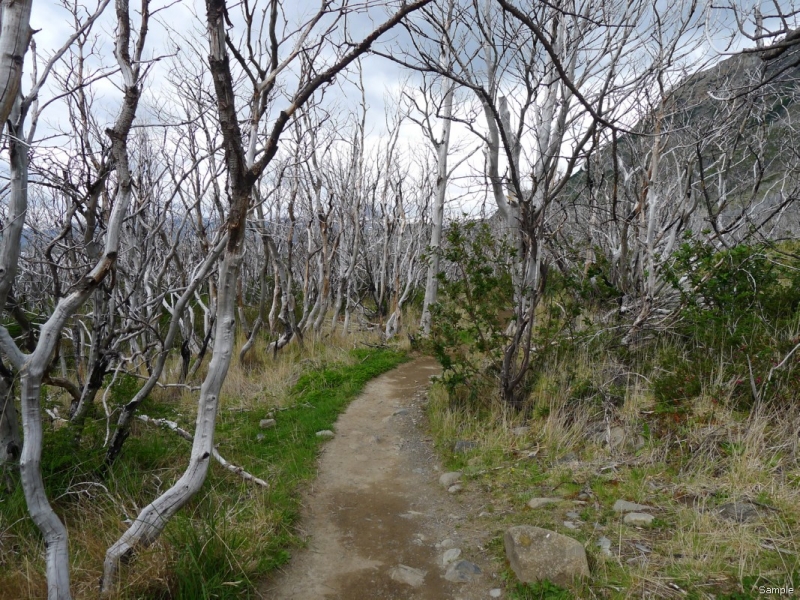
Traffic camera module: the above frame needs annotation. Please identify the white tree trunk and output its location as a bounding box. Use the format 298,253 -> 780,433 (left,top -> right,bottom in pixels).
419,73 -> 453,334
0,0 -> 33,128
102,248 -> 242,593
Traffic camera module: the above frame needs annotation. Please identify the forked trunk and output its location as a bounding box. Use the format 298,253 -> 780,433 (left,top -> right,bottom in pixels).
101,245 -> 242,593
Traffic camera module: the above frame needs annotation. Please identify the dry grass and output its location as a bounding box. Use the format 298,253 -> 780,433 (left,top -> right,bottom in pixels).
426,346 -> 800,598
0,319 -> 401,599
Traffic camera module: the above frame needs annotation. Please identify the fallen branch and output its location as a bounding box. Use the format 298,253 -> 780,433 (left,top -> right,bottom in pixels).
137,414 -> 268,488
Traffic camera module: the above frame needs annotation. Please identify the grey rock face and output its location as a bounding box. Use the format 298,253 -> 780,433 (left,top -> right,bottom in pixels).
504,525 -> 589,587
444,559 -> 482,582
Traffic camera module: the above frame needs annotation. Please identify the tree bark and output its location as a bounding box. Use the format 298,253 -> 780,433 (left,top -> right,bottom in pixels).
0,0 -> 33,129
0,376 -> 20,473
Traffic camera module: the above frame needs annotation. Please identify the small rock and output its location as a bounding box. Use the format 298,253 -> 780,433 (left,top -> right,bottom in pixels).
436,538 -> 456,549
444,560 -> 481,583
563,521 -> 578,530
577,492 -> 591,501
442,548 -> 462,565
623,512 -> 654,526
389,564 -> 426,587
512,426 -> 531,436
393,408 -> 410,416
527,497 -> 561,509
504,525 -> 589,587
608,426 -> 625,448
613,500 -> 651,513
566,511 -> 580,519
439,472 -> 462,488
448,484 -> 463,494
453,440 -> 479,454
717,502 -> 759,523
597,536 -> 612,556
315,430 -> 335,439
490,589 -> 502,598
256,433 -> 265,441
259,418 -> 276,429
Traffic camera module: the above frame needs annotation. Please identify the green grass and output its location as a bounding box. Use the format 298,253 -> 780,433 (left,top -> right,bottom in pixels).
0,346 -> 407,599
142,346 -> 408,599
507,579 -> 573,600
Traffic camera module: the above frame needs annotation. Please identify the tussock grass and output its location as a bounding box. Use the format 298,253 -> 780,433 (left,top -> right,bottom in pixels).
426,341 -> 800,599
0,327 -> 405,599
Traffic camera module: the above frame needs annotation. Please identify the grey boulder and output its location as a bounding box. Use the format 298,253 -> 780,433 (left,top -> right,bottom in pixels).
504,525 -> 589,587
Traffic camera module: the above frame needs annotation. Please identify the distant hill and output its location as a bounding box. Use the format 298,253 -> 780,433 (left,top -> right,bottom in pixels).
558,38 -> 800,246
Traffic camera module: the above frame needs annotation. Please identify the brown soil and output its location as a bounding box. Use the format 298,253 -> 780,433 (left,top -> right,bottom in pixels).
260,356 -> 502,599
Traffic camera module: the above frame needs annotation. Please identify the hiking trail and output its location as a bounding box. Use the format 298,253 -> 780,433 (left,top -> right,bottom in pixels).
260,356 -> 502,599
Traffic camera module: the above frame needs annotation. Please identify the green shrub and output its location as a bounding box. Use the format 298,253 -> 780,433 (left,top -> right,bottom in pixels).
428,220 -> 516,404
662,240 -> 800,408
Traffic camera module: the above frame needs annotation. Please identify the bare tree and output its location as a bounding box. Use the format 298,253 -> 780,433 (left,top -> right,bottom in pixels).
101,0 -> 434,591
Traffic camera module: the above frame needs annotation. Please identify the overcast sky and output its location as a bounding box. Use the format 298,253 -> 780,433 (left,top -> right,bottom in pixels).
22,0 -> 800,218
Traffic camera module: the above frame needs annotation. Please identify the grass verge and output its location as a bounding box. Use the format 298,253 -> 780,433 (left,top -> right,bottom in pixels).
425,346 -> 800,600
0,344 -> 407,599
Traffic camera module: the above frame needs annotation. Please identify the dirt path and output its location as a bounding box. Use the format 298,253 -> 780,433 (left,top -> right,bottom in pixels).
260,356 -> 502,599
